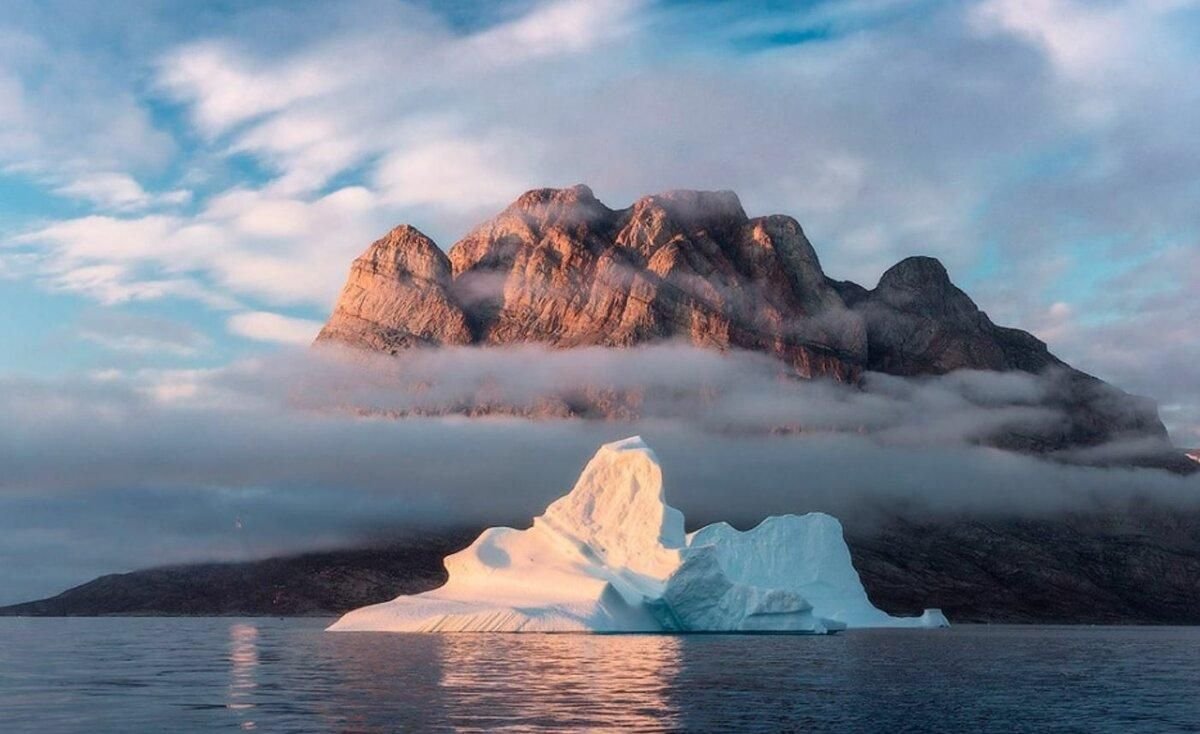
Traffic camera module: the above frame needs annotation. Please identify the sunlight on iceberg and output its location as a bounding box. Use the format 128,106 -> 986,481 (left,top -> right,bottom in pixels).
328,436 -> 948,634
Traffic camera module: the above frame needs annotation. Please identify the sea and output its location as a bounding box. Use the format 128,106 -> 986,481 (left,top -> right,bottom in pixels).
0,618 -> 1197,733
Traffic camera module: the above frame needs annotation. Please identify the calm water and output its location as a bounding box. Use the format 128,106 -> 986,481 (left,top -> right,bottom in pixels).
1,619 -> 1198,733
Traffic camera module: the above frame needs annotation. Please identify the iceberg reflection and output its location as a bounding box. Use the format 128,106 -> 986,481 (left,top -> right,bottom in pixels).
319,632 -> 684,732
227,623 -> 258,731
435,634 -> 683,731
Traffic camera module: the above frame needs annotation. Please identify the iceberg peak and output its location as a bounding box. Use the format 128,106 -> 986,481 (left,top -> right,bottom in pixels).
537,433 -> 684,585
329,437 -> 948,633
599,434 -> 652,452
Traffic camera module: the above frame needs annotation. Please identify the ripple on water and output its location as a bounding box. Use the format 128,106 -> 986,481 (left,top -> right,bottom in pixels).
0,619 -> 1198,733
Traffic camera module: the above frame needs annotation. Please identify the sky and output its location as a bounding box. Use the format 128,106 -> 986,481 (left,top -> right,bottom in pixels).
1,0 -> 1199,603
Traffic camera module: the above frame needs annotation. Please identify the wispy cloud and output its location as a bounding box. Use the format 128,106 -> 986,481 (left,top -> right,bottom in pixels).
52,173 -> 191,212
76,310 -> 210,358
227,310 -> 323,345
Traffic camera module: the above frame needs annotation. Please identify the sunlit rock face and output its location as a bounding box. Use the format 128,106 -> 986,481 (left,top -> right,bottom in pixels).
314,185 -> 1191,472
327,437 -> 947,634
318,185 -> 864,380
316,225 -> 474,351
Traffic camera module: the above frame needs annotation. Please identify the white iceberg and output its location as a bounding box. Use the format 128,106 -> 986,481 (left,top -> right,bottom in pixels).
328,436 -> 948,634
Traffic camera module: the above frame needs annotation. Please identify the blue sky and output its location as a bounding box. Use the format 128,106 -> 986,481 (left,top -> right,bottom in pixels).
1,0 -> 1198,441
1,0 -> 1200,603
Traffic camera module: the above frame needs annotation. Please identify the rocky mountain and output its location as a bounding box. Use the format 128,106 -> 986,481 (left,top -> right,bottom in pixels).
317,186 -> 862,380
317,185 -> 1188,469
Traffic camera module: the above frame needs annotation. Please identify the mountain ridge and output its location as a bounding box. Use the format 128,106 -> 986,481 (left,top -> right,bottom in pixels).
316,184 -> 1188,470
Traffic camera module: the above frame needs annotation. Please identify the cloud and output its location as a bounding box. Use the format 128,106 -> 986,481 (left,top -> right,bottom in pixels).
972,0 -> 1200,83
0,345 -> 1185,498
0,345 -> 1196,604
5,0 -> 646,309
151,0 -> 641,200
14,185 -> 382,306
47,263 -> 235,308
76,310 -> 210,358
4,2 -> 1195,451
157,40 -> 350,139
374,136 -> 533,212
972,0 -> 1131,80
0,23 -> 173,176
52,173 -> 191,212
227,311 -> 323,345
463,0 -> 642,63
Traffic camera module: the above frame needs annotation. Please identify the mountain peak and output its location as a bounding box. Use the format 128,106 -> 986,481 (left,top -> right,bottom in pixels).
510,183 -> 600,211
359,224 -> 450,283
314,184 -> 1181,468
501,184 -> 614,233
878,256 -> 951,290
871,255 -> 982,323
316,225 -> 470,351
633,189 -> 747,226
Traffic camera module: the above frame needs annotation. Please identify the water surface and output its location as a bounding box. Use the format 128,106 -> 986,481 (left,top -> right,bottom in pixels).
1,619 -> 1197,732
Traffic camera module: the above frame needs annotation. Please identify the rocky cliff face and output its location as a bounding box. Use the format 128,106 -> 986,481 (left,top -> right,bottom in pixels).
319,185 -> 863,379
315,225 -> 473,351
316,185 -> 1187,469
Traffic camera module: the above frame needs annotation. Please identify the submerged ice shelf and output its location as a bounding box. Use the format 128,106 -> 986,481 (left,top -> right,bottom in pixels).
328,437 -> 948,634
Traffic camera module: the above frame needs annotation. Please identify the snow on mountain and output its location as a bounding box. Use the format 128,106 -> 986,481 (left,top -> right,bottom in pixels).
328,436 -> 947,634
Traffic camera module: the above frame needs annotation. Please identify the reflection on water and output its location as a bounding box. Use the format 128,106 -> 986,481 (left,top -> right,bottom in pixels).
436,634 -> 682,731
227,623 -> 258,730
1,619 -> 1199,733
313,631 -> 684,732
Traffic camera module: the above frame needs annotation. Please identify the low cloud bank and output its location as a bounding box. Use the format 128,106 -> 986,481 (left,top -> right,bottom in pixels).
1,345 -> 1196,604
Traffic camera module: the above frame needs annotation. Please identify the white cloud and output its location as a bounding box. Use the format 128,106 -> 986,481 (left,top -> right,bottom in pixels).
0,26 -> 173,176
972,0 -> 1130,79
973,0 -> 1200,81
52,172 -> 191,212
1028,301 -> 1074,344
374,136 -> 533,211
152,0 -> 641,201
48,263 -> 234,308
227,311 -> 323,346
16,185 -> 382,306
463,0 -> 643,64
156,41 -> 349,139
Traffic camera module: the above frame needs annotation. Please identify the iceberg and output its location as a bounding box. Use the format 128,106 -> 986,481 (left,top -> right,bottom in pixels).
328,436 -> 948,634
